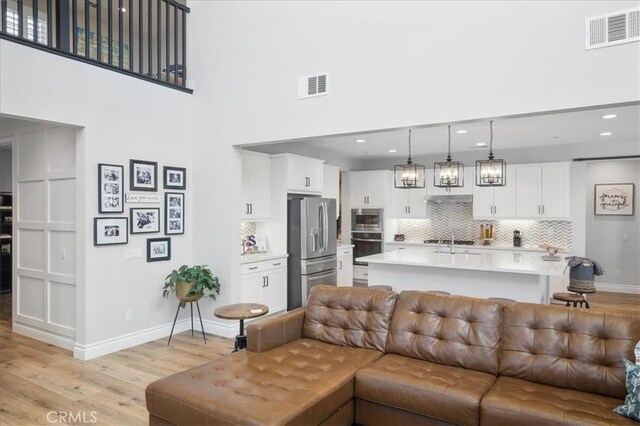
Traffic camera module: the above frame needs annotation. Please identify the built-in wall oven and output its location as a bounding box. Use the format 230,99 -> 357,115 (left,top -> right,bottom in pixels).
351,208 -> 384,266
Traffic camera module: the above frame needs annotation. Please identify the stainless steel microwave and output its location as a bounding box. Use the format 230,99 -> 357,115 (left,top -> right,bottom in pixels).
351,208 -> 383,233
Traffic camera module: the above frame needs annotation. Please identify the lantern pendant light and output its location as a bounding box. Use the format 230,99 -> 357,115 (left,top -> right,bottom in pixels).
475,120 -> 507,186
394,129 -> 425,189
434,125 -> 464,188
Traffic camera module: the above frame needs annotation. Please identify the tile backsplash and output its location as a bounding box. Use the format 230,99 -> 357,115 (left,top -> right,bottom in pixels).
240,222 -> 256,240
397,203 -> 572,249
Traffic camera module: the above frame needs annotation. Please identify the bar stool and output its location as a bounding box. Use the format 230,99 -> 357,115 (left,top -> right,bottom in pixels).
488,297 -> 516,305
426,291 -> 450,295
552,292 -> 587,308
368,285 -> 392,291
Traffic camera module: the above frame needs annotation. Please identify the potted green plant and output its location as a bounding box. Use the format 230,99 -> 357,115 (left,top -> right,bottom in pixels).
163,265 -> 220,307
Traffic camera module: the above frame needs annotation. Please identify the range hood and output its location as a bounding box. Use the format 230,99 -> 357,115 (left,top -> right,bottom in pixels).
424,194 -> 473,203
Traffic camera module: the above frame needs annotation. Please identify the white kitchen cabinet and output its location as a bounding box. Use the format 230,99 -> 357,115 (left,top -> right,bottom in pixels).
349,171 -> 392,208
241,150 -> 271,220
337,246 -> 353,286
240,257 -> 287,314
515,162 -> 569,220
391,186 -> 428,218
472,167 -> 516,219
353,265 -> 369,285
323,164 -> 340,218
426,167 -> 474,196
272,154 -> 323,194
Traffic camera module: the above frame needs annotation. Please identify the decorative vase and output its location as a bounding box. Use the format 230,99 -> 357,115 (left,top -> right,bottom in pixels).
175,281 -> 202,303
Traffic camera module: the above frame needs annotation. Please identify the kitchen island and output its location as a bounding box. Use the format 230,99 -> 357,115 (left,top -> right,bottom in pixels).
357,248 -> 568,304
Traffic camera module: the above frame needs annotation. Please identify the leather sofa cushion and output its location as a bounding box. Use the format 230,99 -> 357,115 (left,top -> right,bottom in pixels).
303,285 -> 398,352
388,291 -> 502,375
500,303 -> 640,399
145,338 -> 383,425
355,354 -> 497,426
481,376 -> 637,425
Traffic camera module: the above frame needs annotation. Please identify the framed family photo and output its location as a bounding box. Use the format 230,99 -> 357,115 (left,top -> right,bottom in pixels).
165,192 -> 185,235
130,159 -> 158,192
594,183 -> 635,216
94,217 -> 128,246
163,166 -> 186,190
130,207 -> 160,234
98,163 -> 124,213
147,237 -> 171,262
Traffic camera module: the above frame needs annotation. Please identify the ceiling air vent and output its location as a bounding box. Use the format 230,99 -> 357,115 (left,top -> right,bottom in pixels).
297,72 -> 329,99
586,8 -> 640,49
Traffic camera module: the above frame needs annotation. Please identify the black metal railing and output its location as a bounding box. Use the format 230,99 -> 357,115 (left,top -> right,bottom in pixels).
0,0 -> 190,92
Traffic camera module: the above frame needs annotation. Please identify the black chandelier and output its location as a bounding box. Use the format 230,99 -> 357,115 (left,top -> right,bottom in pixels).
475,120 -> 507,187
434,125 -> 464,188
394,129 -> 425,189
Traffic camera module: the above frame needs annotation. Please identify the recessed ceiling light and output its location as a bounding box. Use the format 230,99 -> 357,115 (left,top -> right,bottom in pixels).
355,139 -> 365,143
602,114 -> 617,119
388,149 -> 397,153
456,130 -> 468,134
600,132 -> 613,136
475,142 -> 487,147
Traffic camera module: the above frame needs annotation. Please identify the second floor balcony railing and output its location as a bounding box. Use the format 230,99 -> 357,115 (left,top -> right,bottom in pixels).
0,0 -> 190,91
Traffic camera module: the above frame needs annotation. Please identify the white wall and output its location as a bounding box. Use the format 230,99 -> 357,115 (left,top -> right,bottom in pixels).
0,148 -> 11,191
585,160 -> 640,291
0,40 -> 194,358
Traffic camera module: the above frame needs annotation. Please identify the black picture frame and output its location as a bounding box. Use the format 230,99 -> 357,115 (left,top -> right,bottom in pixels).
165,192 -> 185,235
594,183 -> 635,216
147,237 -> 171,262
94,217 -> 129,246
98,163 -> 124,213
129,159 -> 158,192
130,207 -> 161,234
163,166 -> 187,190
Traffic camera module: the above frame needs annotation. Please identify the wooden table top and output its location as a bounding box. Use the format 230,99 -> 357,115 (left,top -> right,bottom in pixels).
214,303 -> 269,320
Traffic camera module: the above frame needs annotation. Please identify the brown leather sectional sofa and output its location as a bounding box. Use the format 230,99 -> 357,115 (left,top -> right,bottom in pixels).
146,286 -> 640,425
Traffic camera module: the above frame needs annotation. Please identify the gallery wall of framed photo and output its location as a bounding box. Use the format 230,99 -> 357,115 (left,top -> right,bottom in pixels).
95,160 -> 187,262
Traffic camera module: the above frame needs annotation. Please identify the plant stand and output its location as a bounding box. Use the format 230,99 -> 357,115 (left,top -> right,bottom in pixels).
167,300 -> 206,345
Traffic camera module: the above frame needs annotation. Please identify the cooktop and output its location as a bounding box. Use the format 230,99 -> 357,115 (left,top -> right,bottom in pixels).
424,239 -> 475,245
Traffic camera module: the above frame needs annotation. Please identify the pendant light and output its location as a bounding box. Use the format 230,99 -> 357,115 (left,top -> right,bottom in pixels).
394,129 -> 425,189
475,120 -> 507,186
434,125 -> 464,188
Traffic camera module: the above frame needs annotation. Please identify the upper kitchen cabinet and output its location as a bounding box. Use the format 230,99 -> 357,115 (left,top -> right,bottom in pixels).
241,150 -> 271,220
349,171 -> 393,208
272,154 -> 324,194
472,167 -> 516,219
391,186 -> 428,218
426,167 -> 474,196
322,164 -> 340,218
515,162 -> 570,220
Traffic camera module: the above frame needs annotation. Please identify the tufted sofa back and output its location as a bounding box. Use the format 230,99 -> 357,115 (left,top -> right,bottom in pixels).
387,291 -> 503,375
303,285 -> 398,352
500,303 -> 640,399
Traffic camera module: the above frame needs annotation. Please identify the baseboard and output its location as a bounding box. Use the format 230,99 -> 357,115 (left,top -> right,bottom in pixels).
72,318 -> 238,361
13,322 -> 75,351
597,282 -> 640,294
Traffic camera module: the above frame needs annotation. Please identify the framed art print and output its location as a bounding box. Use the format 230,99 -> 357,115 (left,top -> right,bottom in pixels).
130,207 -> 161,234
147,237 -> 171,262
98,163 -> 124,213
165,192 -> 185,235
595,183 -> 635,216
163,166 -> 186,190
130,159 -> 158,192
94,217 -> 128,245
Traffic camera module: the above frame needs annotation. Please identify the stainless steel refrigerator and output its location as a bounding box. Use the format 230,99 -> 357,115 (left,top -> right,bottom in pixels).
287,197 -> 337,310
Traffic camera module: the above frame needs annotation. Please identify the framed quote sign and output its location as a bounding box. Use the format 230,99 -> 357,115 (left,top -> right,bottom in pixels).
594,183 -> 635,216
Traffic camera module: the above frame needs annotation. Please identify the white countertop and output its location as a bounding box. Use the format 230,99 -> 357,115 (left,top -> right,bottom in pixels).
241,253 -> 289,264
385,241 -> 567,254
358,248 -> 567,276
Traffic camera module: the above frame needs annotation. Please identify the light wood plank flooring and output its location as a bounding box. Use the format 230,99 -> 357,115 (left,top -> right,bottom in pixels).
0,291 -> 638,425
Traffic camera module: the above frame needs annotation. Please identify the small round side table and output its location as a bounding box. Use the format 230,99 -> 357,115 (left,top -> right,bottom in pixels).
214,303 -> 269,352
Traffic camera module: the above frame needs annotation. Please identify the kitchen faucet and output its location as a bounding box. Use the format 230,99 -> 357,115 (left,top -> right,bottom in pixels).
450,229 -> 455,254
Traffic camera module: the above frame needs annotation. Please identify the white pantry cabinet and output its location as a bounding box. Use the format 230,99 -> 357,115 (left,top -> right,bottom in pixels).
240,150 -> 271,220
515,162 -> 570,220
272,154 -> 324,194
391,186 -> 428,218
426,167 -> 474,196
349,171 -> 393,208
472,167 -> 516,219
240,257 -> 287,314
323,164 -> 340,218
337,246 -> 353,286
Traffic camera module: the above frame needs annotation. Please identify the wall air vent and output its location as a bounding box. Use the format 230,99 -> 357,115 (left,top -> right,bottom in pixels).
297,72 -> 329,99
586,8 -> 640,49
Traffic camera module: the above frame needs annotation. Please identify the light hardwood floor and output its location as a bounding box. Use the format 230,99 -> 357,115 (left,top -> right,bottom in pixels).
0,291 -> 638,425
